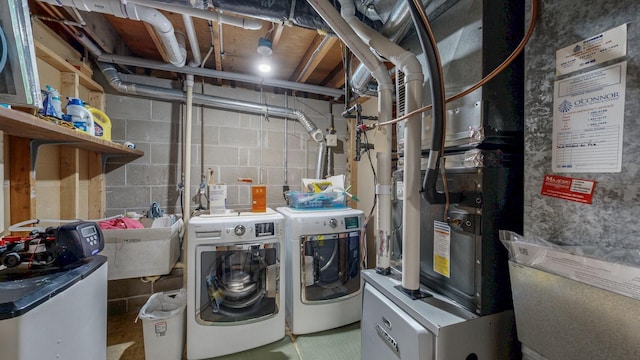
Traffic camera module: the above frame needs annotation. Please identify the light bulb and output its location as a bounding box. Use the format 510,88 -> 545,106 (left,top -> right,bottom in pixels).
258,63 -> 272,73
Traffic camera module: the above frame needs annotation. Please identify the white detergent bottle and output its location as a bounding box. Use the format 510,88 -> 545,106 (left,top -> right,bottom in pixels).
66,97 -> 95,136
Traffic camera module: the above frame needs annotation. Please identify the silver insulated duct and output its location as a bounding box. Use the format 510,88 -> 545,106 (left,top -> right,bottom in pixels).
98,62 -> 327,179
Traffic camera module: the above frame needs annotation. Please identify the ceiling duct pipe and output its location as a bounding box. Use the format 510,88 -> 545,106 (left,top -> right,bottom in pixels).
338,0 -> 424,282
75,31 -> 343,98
127,0 -> 263,30
97,62 -> 326,179
38,0 -> 187,67
93,51 -> 345,98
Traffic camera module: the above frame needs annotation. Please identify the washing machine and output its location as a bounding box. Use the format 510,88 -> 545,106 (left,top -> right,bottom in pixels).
276,206 -> 364,335
186,208 -> 285,359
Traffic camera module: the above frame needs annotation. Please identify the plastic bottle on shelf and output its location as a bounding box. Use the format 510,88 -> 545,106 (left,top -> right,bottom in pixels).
66,97 -> 95,136
86,106 -> 112,140
45,85 -> 63,118
44,85 -> 64,119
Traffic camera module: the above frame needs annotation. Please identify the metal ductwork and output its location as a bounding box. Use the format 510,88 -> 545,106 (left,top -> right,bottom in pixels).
98,62 -> 327,179
349,0 -> 458,95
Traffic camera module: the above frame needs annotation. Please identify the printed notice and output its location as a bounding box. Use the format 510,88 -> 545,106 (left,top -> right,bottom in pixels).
433,221 -> 451,277
433,221 -> 451,278
556,24 -> 627,75
552,62 -> 626,173
541,174 -> 596,204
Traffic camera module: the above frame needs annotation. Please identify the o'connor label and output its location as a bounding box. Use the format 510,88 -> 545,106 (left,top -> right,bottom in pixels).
541,174 -> 596,204
556,24 -> 627,75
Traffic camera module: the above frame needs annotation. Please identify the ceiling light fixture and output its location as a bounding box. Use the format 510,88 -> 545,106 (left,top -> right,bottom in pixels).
257,37 -> 273,73
256,37 -> 273,56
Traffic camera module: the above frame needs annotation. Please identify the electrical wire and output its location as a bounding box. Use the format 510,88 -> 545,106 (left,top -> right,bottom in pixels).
372,0 -> 539,130
0,24 -> 7,74
201,21 -> 215,68
360,131 -> 377,268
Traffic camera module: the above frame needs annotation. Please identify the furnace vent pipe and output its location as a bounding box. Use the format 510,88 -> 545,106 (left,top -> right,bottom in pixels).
98,62 -> 326,179
338,0 -> 424,282
349,0 -> 432,96
38,0 -> 187,67
306,0 -> 393,272
306,0 -> 393,95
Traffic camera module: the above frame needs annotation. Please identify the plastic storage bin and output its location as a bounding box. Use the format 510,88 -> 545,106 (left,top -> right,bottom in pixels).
101,217 -> 183,280
137,289 -> 186,360
286,191 -> 346,209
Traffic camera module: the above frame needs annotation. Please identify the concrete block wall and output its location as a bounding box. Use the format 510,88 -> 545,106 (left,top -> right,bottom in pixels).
104,81 -> 348,217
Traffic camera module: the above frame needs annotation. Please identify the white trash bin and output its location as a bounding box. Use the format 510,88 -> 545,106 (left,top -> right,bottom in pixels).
137,289 -> 186,360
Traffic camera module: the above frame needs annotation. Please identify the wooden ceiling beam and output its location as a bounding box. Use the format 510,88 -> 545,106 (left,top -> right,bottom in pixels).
289,34 -> 338,83
323,63 -> 346,89
143,22 -> 170,64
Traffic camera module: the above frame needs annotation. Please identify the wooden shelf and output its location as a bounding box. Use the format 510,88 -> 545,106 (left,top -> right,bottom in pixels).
0,106 -> 142,157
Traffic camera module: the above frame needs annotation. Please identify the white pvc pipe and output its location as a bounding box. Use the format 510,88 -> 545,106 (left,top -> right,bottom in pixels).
127,0 -> 263,30
125,4 -> 186,67
182,15 -> 202,67
37,0 -> 187,67
184,74 -> 194,223
402,79 -> 423,291
338,0 -> 424,281
306,0 -> 393,93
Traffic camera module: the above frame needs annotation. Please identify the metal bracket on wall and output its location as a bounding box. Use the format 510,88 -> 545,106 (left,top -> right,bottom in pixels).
30,139 -> 81,170
101,154 -> 126,173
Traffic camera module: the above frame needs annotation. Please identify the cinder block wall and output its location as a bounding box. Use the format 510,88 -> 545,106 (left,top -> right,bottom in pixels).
104,79 -> 348,217
101,78 -> 349,313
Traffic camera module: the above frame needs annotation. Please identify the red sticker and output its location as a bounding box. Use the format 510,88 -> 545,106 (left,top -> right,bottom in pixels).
541,174 -> 596,204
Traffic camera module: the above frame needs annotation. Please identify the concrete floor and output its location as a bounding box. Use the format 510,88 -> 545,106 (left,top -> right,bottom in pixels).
107,312 -> 361,360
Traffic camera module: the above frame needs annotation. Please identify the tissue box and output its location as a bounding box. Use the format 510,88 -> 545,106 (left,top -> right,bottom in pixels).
102,217 -> 183,280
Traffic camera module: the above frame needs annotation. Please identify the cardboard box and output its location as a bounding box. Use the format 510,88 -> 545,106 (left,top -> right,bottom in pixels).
102,217 -> 183,280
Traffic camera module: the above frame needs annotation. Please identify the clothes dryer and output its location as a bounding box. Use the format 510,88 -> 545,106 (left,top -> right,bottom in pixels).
186,209 -> 285,359
276,207 -> 364,335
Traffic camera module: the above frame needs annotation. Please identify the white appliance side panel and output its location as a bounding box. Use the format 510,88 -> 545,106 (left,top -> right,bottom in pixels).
0,263 -> 107,360
361,284 -> 434,360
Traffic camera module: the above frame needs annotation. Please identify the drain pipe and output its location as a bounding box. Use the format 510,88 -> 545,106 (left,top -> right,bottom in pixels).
182,15 -> 202,67
97,63 -> 326,178
306,0 -> 394,272
38,0 -> 186,67
338,0 -> 424,282
184,74 -> 194,223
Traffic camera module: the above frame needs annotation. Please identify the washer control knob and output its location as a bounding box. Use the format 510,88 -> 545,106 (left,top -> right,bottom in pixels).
233,225 -> 246,236
329,218 -> 338,228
